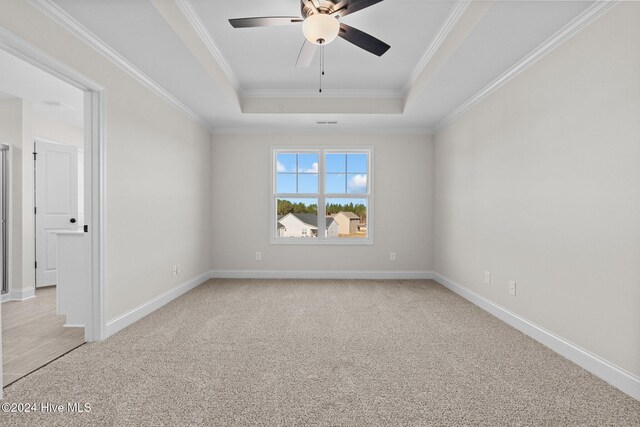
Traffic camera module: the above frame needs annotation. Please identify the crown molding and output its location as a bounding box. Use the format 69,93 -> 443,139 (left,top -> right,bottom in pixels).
28,0 -> 211,131
436,0 -> 619,132
404,0 -> 470,96
240,89 -> 402,99
175,0 -> 238,90
0,26 -> 103,92
210,127 -> 434,136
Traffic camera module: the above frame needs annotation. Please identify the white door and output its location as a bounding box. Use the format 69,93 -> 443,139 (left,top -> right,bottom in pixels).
35,140 -> 78,287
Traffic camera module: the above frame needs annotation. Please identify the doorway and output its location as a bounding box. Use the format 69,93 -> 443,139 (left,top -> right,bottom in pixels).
0,28 -> 105,396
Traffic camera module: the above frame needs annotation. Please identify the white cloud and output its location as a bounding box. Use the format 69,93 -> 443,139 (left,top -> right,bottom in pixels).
299,162 -> 318,173
348,174 -> 367,192
277,161 -> 286,172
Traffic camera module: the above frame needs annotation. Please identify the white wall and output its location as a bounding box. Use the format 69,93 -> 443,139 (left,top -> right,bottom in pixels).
20,100 -> 34,294
434,2 -> 640,377
211,133 -> 434,275
0,1 -> 212,321
32,112 -> 83,147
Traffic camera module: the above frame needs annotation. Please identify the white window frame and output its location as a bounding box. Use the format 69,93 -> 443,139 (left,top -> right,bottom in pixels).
271,147 -> 373,245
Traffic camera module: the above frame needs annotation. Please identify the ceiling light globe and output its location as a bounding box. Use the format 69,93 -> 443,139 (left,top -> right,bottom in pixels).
302,13 -> 340,45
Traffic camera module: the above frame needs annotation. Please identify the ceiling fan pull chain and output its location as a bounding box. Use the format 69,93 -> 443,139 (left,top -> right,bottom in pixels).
319,44 -> 324,93
319,53 -> 322,93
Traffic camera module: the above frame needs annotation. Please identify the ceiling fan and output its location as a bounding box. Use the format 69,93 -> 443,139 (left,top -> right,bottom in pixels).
229,0 -> 390,68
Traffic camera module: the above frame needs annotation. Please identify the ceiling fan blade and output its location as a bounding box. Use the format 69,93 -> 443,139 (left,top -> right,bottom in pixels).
229,17 -> 303,28
338,23 -> 390,56
331,0 -> 384,18
296,40 -> 318,68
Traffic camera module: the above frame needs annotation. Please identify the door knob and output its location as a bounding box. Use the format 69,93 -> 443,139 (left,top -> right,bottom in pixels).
70,218 -> 77,223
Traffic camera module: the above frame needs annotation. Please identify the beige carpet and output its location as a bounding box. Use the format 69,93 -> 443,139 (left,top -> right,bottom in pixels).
1,279 -> 638,426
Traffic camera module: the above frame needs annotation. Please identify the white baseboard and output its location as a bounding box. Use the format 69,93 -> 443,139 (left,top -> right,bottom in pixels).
106,271 -> 211,338
105,270 -> 432,338
433,272 -> 640,401
9,287 -> 35,301
209,270 -> 434,280
1,293 -> 9,303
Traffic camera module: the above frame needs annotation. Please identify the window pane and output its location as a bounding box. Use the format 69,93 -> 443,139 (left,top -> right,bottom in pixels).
326,173 -> 346,194
276,198 -> 319,238
276,153 -> 296,173
347,153 -> 368,174
277,174 -> 296,193
298,173 -> 318,193
347,174 -> 367,194
326,153 -> 346,173
274,149 -> 371,243
298,154 -> 318,173
326,198 -> 367,239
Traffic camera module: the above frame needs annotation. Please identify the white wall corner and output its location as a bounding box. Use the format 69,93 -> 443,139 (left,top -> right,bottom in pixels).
209,270 -> 434,280
433,272 -> 640,401
105,271 -> 211,338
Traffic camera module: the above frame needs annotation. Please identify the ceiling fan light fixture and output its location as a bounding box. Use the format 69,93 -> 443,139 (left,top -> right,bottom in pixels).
302,13 -> 339,45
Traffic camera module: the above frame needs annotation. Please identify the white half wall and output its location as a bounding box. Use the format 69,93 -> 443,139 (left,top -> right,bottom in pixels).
434,1 -> 640,380
211,133 -> 434,274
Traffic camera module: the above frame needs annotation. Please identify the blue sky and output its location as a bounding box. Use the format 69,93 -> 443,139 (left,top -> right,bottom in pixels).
277,153 -> 368,194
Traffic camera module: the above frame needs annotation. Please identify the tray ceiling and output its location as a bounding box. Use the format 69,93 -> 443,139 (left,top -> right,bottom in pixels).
45,0 -> 597,132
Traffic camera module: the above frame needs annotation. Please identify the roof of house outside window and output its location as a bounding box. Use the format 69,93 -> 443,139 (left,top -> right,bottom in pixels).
278,213 -> 336,228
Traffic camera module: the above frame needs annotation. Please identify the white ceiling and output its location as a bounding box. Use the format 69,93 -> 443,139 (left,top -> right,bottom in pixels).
0,49 -> 84,127
48,0 -> 595,133
194,0 -> 457,94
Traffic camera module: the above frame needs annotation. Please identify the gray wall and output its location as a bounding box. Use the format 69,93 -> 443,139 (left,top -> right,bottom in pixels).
211,133 -> 434,274
434,3 -> 640,377
1,1 -> 213,321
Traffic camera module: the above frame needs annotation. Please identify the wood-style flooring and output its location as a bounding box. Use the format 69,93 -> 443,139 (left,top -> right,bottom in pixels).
2,286 -> 84,387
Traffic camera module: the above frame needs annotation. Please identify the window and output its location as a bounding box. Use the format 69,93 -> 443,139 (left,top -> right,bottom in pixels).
272,148 -> 372,244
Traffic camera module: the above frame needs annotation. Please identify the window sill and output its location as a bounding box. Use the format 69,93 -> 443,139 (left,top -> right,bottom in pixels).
270,238 -> 374,246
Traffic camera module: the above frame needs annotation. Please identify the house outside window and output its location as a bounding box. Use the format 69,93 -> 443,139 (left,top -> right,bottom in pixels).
272,148 -> 372,245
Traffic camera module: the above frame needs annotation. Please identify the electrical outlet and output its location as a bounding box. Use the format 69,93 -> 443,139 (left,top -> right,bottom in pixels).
390,252 -> 396,262
509,281 -> 517,296
255,251 -> 262,261
484,271 -> 491,284
172,265 -> 178,277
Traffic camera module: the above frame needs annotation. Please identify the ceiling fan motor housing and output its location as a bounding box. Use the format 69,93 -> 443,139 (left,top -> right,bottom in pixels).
301,0 -> 341,18
229,0 -> 390,64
